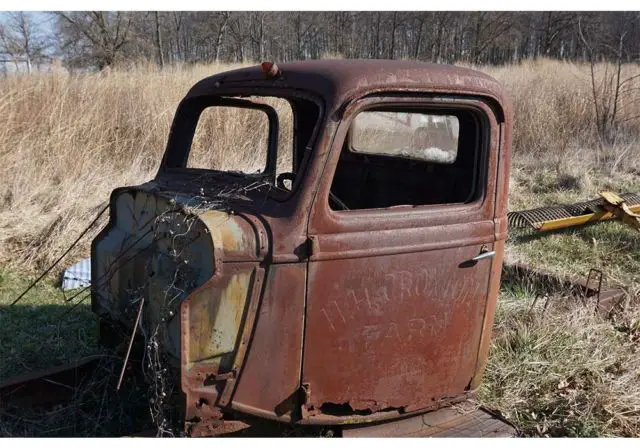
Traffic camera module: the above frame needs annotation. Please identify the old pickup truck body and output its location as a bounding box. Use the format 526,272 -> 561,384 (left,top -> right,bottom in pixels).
90,60 -> 513,436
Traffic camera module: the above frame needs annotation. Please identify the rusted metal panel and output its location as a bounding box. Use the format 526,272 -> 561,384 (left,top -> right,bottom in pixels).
186,60 -> 508,121
470,239 -> 505,390
180,263 -> 262,430
595,289 -> 627,317
189,419 -> 252,437
342,401 -> 517,437
231,263 -> 306,422
303,244 -> 493,415
301,93 -> 505,417
181,267 -> 255,366
217,266 -> 265,408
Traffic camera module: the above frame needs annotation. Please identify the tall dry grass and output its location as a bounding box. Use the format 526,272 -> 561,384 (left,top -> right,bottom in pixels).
0,63 -> 230,270
0,58 -> 639,271
0,58 -> 639,438
484,59 -> 640,212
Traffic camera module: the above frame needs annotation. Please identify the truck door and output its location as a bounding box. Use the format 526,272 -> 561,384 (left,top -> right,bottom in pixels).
302,96 -> 505,419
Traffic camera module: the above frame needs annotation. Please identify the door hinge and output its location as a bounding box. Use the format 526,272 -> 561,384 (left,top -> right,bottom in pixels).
300,382 -> 312,419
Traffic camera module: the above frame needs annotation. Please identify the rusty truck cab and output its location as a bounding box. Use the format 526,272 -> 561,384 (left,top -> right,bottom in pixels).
91,60 -> 512,437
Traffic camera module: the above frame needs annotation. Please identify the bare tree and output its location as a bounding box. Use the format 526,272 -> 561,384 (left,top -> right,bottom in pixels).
228,13 -> 251,62
41,11 -> 640,71
578,13 -> 640,153
0,22 -> 22,71
468,12 -> 514,64
214,12 -> 229,63
0,12 -> 50,73
539,12 -> 575,57
55,11 -> 133,70
153,12 -> 164,67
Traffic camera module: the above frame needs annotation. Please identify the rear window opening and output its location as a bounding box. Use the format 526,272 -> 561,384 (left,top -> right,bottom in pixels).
329,106 -> 486,211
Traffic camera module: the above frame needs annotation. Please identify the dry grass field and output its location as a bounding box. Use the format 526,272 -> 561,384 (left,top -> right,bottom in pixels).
1,58 -> 639,436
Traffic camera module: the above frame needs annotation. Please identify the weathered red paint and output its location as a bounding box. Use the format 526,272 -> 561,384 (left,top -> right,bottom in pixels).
231,263 -> 306,422
90,59 -> 513,436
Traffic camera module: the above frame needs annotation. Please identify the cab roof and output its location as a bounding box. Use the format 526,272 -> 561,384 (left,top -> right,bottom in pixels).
186,59 -> 509,120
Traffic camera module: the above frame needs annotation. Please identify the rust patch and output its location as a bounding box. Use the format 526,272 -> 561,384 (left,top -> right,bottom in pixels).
303,245 -> 492,413
231,264 -> 306,422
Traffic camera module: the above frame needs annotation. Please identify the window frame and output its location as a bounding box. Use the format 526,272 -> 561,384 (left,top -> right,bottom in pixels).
326,97 -> 490,214
161,96 -> 280,182
158,89 -> 325,204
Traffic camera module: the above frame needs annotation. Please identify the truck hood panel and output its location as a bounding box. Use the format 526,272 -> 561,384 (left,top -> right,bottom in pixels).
91,184 -> 268,360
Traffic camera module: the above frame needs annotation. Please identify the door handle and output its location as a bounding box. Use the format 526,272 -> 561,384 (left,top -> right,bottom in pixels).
470,250 -> 496,262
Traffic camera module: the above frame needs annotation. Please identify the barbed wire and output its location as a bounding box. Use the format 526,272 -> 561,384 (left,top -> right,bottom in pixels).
8,203 -> 109,308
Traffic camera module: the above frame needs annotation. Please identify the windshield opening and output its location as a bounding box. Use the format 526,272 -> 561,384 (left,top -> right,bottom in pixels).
188,106 -> 270,173
161,92 -> 322,198
161,92 -> 326,198
186,96 -> 293,176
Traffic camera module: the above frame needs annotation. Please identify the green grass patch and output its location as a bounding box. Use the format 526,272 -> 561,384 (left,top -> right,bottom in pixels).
509,221 -> 640,288
479,287 -> 640,437
508,162 -> 640,291
0,268 -> 100,381
0,269 -> 156,437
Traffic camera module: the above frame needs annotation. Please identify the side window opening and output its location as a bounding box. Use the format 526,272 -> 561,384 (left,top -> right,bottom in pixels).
329,107 -> 483,211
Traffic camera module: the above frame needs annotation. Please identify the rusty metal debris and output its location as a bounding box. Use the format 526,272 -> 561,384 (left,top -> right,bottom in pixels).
117,298 -> 145,391
584,268 -> 603,306
502,263 -> 627,317
342,401 -> 517,437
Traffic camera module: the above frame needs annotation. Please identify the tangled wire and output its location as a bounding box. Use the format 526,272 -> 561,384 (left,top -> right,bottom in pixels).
143,327 -> 178,437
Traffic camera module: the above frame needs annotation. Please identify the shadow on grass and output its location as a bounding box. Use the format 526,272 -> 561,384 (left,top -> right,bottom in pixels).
0,303 -> 158,437
0,303 -> 99,382
0,354 -> 154,437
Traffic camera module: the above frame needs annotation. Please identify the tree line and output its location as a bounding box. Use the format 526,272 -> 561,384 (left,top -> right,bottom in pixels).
1,11 -> 639,72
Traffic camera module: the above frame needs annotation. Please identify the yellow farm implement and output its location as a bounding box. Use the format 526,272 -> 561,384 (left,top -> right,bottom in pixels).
508,191 -> 640,232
